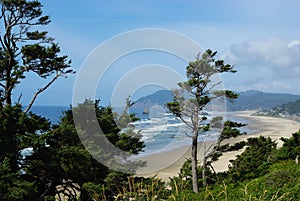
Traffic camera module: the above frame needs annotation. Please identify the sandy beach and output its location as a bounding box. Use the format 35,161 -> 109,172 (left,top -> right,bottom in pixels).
135,111 -> 300,181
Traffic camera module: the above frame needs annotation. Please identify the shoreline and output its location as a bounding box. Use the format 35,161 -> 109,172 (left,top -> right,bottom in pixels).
135,110 -> 300,181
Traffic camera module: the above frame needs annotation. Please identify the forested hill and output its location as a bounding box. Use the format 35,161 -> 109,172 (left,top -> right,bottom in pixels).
256,99 -> 300,121
227,90 -> 300,111
132,89 -> 300,111
131,90 -> 173,109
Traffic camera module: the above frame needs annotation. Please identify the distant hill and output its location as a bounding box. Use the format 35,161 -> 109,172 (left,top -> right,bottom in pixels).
256,99 -> 300,121
132,89 -> 300,112
227,90 -> 300,111
132,90 -> 173,110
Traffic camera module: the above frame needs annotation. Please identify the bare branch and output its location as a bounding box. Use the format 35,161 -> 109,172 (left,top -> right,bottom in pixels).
207,163 -> 220,181
180,110 -> 193,119
24,72 -> 61,113
179,116 -> 193,129
0,36 -> 5,48
205,81 -> 222,95
205,143 -> 219,157
184,131 -> 192,138
17,93 -> 22,104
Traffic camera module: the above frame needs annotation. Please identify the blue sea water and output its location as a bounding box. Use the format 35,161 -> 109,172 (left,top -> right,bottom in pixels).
29,105 -> 69,124
129,108 -> 253,156
30,106 -> 253,156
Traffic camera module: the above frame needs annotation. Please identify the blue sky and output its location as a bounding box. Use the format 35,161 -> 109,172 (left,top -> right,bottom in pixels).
15,0 -> 300,106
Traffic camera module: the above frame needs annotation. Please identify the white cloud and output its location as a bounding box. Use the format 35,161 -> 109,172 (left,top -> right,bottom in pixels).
222,38 -> 300,94
288,40 -> 300,48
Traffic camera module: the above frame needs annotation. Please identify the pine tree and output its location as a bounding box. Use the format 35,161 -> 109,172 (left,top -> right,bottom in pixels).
167,49 -> 238,193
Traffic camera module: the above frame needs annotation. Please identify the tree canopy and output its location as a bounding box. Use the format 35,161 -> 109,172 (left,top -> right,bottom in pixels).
0,0 -> 74,109
167,49 -> 238,193
0,1 -> 145,200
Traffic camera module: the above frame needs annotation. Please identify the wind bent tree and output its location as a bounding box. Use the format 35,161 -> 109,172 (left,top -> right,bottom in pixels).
202,119 -> 246,186
0,1 -> 146,200
0,0 -> 74,110
0,1 -> 73,200
167,49 -> 238,193
0,0 -> 73,171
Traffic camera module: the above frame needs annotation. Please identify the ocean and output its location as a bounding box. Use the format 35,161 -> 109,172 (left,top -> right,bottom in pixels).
29,105 -> 69,124
30,106 -> 253,156
129,108 -> 253,156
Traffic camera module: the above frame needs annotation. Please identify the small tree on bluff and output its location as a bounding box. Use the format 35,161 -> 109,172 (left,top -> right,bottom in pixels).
167,49 -> 238,193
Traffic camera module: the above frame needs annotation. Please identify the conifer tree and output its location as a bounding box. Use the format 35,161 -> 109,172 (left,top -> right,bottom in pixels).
0,0 -> 73,109
167,49 -> 238,193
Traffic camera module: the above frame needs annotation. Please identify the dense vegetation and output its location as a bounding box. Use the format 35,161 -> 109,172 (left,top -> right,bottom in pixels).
0,1 -> 145,200
105,131 -> 300,201
0,100 -> 146,200
257,99 -> 300,121
7,102 -> 300,200
1,1 -> 300,200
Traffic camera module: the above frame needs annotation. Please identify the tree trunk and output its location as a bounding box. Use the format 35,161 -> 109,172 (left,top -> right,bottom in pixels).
202,141 -> 207,187
5,76 -> 12,105
191,129 -> 199,193
5,91 -> 12,105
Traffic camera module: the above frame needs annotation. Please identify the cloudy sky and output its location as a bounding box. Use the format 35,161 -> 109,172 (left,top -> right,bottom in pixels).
15,0 -> 300,106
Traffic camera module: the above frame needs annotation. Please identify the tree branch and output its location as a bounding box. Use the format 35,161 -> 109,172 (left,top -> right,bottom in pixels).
24,72 -> 61,113
206,81 -> 222,95
179,116 -> 193,129
17,93 -> 22,104
183,131 -> 192,138
205,143 -> 217,156
208,162 -> 220,181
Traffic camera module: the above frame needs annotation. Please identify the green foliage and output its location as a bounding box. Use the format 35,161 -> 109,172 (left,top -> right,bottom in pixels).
72,99 -> 145,155
0,104 -> 51,200
112,157 -> 300,200
175,158 -> 216,186
0,104 -> 50,163
22,43 -> 72,78
73,132 -> 300,200
0,0 -> 73,106
0,159 -> 36,201
167,50 -> 238,193
167,49 -> 238,124
233,160 -> 300,200
115,176 -> 169,201
228,136 -> 277,182
0,2 -> 74,197
0,99 -> 144,200
102,133 -> 300,200
206,120 -> 247,163
279,99 -> 300,115
82,176 -> 170,201
169,159 -> 193,192
80,182 -> 104,201
166,101 -> 181,117
25,99 -> 145,200
277,130 -> 300,160
260,99 -> 300,119
177,160 -> 300,200
2,3 -> 299,199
